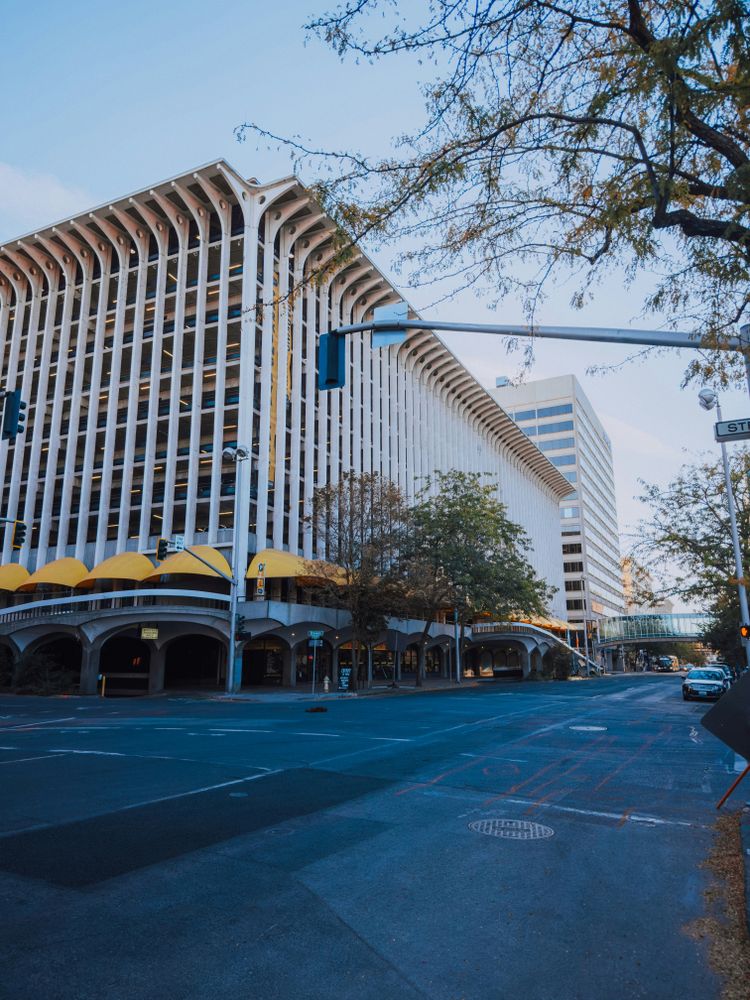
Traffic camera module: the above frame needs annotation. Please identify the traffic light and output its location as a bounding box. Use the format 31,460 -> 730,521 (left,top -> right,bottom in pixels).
318,333 -> 345,390
236,614 -> 247,638
741,624 -> 750,640
156,538 -> 169,561
11,521 -> 26,548
1,390 -> 27,441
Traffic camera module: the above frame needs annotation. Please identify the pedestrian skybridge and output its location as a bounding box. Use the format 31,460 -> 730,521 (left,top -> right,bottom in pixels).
598,612 -> 708,646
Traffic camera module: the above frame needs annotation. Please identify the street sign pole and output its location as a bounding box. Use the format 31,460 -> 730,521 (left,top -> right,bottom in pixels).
715,402 -> 750,671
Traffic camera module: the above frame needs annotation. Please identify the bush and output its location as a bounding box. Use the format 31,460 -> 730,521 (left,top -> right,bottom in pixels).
13,651 -> 74,695
543,648 -> 573,681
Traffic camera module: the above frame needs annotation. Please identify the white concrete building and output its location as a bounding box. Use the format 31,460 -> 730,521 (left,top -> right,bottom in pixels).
493,374 -> 625,631
0,161 -> 577,691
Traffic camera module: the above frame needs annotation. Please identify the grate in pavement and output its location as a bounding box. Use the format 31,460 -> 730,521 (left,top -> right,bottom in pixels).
468,818 -> 554,840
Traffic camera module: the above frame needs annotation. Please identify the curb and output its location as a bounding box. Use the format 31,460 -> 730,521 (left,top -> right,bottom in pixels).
741,804 -> 750,935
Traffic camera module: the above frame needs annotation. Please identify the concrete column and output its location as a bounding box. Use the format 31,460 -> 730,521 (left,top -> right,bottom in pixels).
79,644 -> 101,696
282,645 -> 295,688
367,645 -> 373,688
149,645 -> 166,694
330,645 -> 339,686
521,646 -> 532,678
395,647 -> 401,682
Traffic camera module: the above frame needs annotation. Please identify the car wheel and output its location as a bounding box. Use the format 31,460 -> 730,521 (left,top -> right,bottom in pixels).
682,693 -> 689,701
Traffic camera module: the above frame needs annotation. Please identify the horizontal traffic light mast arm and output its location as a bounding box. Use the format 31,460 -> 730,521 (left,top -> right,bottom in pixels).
331,319 -> 744,353
182,545 -> 235,586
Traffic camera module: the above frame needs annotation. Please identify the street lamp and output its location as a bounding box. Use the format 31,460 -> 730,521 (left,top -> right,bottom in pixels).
698,389 -> 750,670
222,444 -> 251,693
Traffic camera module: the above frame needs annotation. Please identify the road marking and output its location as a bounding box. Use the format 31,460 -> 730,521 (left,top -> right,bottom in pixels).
461,753 -> 527,763
0,746 -> 19,750
47,748 -> 275,770
0,754 -> 65,766
208,729 -> 274,735
423,789 -> 700,828
0,716 -> 76,731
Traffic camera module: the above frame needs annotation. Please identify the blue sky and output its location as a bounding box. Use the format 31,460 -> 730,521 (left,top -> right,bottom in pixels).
2,0 -> 747,605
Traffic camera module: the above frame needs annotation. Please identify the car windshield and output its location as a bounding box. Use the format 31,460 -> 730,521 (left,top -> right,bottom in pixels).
687,669 -> 723,680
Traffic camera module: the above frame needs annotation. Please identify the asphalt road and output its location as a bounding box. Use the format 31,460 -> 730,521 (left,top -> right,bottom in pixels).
0,675 -> 740,1000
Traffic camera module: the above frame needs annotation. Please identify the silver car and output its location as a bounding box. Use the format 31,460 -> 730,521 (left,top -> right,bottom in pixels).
682,667 -> 726,702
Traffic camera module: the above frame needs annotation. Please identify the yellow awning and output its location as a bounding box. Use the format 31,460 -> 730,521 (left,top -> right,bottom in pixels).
80,552 -> 155,587
247,548 -> 307,579
18,557 -> 90,592
246,549 -> 346,585
0,564 -> 30,592
144,545 -> 232,582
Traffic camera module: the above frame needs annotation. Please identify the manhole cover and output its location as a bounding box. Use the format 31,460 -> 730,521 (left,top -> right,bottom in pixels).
468,818 -> 554,840
569,725 -> 607,732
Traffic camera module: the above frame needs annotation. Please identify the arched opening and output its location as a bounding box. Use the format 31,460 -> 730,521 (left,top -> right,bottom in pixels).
241,637 -> 286,686
100,634 -> 151,696
464,643 -> 524,680
18,635 -> 82,694
164,635 -> 224,689
0,639 -> 16,689
293,639 -> 332,686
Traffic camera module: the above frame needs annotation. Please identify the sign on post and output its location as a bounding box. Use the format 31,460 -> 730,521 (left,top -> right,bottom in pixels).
338,666 -> 352,691
141,626 -> 159,640
256,577 -> 265,597
173,534 -> 185,552
714,418 -> 750,443
308,629 -> 324,640
371,302 -> 408,349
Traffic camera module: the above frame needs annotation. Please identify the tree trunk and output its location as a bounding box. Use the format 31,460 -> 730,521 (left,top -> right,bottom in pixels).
350,639 -> 359,692
416,620 -> 431,688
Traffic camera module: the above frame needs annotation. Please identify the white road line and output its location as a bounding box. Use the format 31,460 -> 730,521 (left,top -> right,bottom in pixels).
0,754 -> 66,766
208,729 -> 273,735
47,748 -> 274,770
422,789 -> 700,829
0,716 -> 76,731
460,753 -> 528,763
0,746 -> 18,750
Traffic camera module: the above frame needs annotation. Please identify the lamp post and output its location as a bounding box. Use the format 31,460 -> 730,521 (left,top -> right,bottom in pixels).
698,389 -> 750,670
222,444 -> 251,693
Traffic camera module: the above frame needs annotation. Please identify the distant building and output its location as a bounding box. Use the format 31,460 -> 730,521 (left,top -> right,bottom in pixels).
621,557 -> 674,615
493,374 -> 625,632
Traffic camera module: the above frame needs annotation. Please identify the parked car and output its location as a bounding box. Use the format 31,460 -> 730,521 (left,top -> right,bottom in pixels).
682,667 -> 727,701
713,664 -> 734,689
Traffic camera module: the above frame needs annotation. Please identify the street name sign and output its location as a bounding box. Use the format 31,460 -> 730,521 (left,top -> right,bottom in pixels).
714,418 -> 750,443
308,629 -> 324,640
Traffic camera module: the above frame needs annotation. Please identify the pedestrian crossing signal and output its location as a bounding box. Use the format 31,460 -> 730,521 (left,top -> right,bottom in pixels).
11,521 -> 26,548
740,624 -> 749,639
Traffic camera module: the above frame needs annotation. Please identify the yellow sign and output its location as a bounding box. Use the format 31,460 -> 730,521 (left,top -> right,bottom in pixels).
256,577 -> 265,597
141,626 -> 159,640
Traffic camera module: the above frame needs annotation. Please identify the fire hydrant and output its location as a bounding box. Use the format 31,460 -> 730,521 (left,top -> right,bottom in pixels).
323,675 -> 330,694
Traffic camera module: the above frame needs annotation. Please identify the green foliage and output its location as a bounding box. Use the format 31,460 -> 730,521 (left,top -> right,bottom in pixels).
238,0 -> 750,384
542,647 -> 573,681
406,470 -> 553,623
636,448 -> 750,662
305,472 -> 410,690
12,650 -> 74,695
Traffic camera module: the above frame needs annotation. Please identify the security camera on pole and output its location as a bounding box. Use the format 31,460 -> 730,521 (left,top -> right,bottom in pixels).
698,388 -> 750,671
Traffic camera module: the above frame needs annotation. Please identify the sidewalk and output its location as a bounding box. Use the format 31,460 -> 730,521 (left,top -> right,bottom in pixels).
205,671 -> 612,704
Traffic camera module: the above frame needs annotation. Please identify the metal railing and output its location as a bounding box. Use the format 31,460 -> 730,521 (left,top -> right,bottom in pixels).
0,588 -> 230,625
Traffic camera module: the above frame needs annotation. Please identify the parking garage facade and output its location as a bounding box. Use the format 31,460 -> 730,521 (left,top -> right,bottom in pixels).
0,160 -> 572,691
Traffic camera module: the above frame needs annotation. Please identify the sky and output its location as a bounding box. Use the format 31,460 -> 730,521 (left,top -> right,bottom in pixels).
1,0 -> 746,609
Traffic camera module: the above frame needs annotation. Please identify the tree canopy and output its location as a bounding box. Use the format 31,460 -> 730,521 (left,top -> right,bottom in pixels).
634,448 -> 750,662
238,0 -> 750,383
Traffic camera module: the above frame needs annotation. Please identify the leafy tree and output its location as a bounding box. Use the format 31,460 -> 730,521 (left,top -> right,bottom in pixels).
402,470 -> 554,685
305,472 -> 410,690
239,1 -> 750,383
635,448 -> 750,663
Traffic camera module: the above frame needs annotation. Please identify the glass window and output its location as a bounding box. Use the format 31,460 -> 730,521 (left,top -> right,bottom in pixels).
549,454 -> 576,466
514,408 -> 536,421
562,543 -> 582,555
538,437 -> 575,451
537,420 -> 574,435
522,426 -> 537,436
562,471 -> 577,482
537,403 -> 573,418
561,506 -> 580,518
